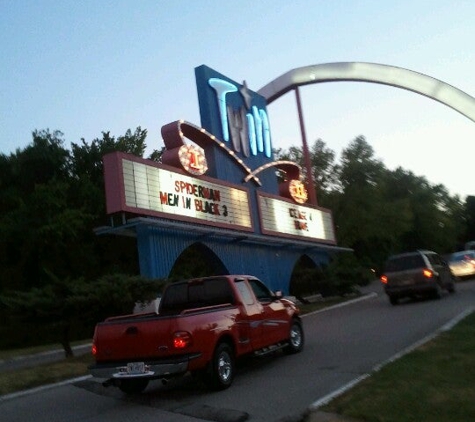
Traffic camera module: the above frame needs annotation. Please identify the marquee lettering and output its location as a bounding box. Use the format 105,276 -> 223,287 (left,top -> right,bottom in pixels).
289,207 -> 309,231
174,181 -> 221,202
160,192 -> 180,207
195,199 -> 221,215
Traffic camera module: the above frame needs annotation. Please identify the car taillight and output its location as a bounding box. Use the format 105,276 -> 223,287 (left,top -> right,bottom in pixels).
423,269 -> 433,278
380,275 -> 388,284
173,331 -> 192,349
92,343 -> 97,356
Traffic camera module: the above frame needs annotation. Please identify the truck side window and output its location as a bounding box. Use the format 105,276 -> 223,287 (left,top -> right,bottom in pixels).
234,280 -> 255,305
160,283 -> 189,314
248,279 -> 272,303
204,278 -> 235,305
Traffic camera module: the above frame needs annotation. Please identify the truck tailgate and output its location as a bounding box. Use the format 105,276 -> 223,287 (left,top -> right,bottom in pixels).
93,313 -> 175,362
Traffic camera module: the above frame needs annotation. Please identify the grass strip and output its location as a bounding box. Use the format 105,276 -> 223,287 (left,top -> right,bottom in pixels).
0,354 -> 94,396
0,339 -> 91,361
320,310 -> 475,422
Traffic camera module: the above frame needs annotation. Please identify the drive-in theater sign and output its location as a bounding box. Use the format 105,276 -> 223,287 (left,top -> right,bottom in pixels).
99,65 -> 344,293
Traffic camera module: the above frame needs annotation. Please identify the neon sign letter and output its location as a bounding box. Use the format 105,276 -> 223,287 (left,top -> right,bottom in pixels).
208,78 -> 237,143
208,78 -> 272,158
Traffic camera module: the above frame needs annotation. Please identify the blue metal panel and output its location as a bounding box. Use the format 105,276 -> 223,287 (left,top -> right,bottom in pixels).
136,225 -> 195,279
136,221 -> 331,294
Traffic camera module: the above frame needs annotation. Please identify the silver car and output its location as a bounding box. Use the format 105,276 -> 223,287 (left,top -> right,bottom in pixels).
448,251 -> 475,279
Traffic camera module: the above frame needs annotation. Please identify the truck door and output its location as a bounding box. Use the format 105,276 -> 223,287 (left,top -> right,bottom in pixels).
246,278 -> 289,347
234,279 -> 267,350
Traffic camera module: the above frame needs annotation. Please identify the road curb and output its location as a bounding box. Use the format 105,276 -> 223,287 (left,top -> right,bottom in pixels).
302,292 -> 378,318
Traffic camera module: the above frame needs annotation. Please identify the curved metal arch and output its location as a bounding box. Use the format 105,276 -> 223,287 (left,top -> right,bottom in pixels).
258,62 -> 475,123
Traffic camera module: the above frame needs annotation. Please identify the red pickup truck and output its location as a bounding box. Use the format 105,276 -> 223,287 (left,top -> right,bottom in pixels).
89,275 -> 303,394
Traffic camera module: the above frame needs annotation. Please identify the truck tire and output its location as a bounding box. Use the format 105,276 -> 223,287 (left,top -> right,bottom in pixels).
207,342 -> 235,390
284,319 -> 304,354
118,378 -> 149,394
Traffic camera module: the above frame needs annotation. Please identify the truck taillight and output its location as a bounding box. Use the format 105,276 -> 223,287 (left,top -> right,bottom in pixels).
173,331 -> 192,349
92,343 -> 97,356
380,275 -> 388,284
423,269 -> 433,278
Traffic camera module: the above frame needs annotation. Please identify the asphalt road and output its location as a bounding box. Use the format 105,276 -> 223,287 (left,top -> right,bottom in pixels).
2,280 -> 475,422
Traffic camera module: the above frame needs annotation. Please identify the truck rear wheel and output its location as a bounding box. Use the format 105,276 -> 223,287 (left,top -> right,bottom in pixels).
118,378 -> 149,394
207,342 -> 235,390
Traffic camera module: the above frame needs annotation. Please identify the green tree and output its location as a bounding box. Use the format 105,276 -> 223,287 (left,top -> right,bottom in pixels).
310,139 -> 338,202
0,127 -> 157,350
329,137 -> 398,266
0,127 -> 151,292
0,130 -> 75,290
382,168 -> 462,253
0,273 -> 166,356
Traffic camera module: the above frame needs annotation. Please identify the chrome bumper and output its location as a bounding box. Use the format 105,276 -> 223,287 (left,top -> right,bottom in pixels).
89,354 -> 200,380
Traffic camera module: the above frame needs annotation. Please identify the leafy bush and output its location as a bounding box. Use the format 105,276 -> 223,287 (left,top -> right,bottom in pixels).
0,273 -> 167,354
289,253 -> 373,299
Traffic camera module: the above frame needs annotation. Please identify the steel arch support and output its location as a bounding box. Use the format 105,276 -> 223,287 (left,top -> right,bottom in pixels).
258,62 -> 475,123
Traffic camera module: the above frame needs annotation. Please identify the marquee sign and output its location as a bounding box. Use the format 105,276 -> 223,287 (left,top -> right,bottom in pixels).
103,152 -> 253,231
257,193 -> 336,243
102,65 -> 337,247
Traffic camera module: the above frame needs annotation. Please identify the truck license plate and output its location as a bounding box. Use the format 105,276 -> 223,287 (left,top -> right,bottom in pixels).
127,362 -> 145,375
